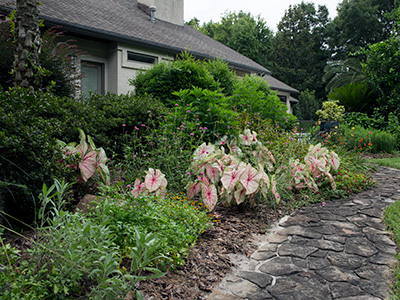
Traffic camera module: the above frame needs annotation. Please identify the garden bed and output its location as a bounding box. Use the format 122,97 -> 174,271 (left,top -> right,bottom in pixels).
137,204 -> 285,300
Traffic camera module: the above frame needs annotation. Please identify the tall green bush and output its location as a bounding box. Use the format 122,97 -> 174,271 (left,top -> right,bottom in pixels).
230,75 -> 297,128
130,52 -> 220,106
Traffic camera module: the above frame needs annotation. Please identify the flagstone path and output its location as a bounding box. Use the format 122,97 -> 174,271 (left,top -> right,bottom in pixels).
206,167 -> 400,300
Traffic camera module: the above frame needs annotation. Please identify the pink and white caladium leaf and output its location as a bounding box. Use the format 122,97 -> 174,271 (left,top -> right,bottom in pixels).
239,164 -> 262,195
145,168 -> 165,192
238,129 -> 252,146
205,163 -> 221,183
96,147 -> 110,185
329,151 -> 340,170
201,183 -> 218,211
155,177 -> 168,197
234,183 -> 246,205
187,181 -> 201,199
131,178 -> 147,198
258,164 -> 270,189
79,150 -> 97,182
221,165 -> 245,193
270,175 -> 281,204
193,143 -> 215,160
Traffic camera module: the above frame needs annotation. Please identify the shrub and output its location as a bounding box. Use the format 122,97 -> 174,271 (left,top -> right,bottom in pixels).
203,58 -> 236,95
316,100 -> 345,122
89,189 -> 211,268
130,52 -> 220,106
230,75 -> 297,128
172,87 -> 238,141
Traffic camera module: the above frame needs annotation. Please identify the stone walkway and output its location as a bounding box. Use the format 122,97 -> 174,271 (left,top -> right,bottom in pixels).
207,167 -> 400,300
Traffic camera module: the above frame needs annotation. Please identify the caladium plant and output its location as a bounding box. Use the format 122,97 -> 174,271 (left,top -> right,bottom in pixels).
130,168 -> 168,198
57,129 -> 110,185
288,143 -> 340,192
186,129 -> 279,211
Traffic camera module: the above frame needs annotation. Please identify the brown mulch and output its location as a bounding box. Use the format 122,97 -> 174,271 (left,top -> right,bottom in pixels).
137,204 -> 286,300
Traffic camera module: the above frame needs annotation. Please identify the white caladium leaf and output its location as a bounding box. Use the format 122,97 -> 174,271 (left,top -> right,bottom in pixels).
188,181 -> 201,199
201,183 -> 218,211
145,168 -> 165,192
221,166 -> 245,193
79,150 -> 97,182
234,183 -> 246,205
193,143 -> 215,160
239,164 -> 262,195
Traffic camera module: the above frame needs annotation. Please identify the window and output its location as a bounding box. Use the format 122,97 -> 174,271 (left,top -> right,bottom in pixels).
279,95 -> 287,103
127,51 -> 157,64
81,61 -> 104,95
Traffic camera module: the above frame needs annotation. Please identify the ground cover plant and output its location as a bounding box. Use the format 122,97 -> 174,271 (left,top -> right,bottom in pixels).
384,199 -> 400,299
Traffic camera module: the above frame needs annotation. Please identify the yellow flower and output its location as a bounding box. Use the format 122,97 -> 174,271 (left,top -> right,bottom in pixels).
352,127 -> 355,130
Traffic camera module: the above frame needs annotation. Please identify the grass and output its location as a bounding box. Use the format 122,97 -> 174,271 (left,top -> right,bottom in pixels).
384,200 -> 400,299
368,157 -> 400,169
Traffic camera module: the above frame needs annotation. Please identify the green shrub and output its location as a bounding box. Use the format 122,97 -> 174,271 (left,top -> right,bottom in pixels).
230,75 -> 297,128
343,112 -> 385,129
203,58 -> 236,95
130,52 -> 220,106
89,189 -> 211,268
172,87 -> 238,141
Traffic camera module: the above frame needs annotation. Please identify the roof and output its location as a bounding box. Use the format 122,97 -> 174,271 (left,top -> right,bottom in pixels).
264,74 -> 300,95
0,0 -> 270,75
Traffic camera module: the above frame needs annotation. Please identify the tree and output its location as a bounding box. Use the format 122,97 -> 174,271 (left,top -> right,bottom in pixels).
360,35 -> 400,117
323,57 -> 364,92
197,11 -> 274,70
13,0 -> 42,92
327,0 -> 398,60
271,2 -> 331,100
293,89 -> 320,120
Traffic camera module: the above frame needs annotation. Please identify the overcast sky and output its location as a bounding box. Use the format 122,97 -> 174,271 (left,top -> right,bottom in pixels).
184,0 -> 342,32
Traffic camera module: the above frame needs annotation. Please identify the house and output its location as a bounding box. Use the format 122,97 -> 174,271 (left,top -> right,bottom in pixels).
0,0 -> 299,112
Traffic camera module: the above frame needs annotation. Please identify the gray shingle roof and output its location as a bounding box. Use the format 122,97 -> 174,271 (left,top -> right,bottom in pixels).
264,74 -> 300,94
0,0 -> 270,74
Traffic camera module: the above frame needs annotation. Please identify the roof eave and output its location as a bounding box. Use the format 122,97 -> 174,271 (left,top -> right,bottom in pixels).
43,16 -> 270,75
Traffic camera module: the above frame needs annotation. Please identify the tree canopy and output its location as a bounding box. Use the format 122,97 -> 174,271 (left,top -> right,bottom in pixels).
189,11 -> 274,70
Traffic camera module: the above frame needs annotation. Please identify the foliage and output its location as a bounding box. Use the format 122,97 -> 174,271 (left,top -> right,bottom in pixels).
57,128 -> 110,185
187,129 -> 279,210
293,89 -> 320,121
323,58 -> 364,93
130,52 -> 220,105
327,82 -> 374,113
343,111 -> 385,129
0,88 -> 166,225
203,58 -> 236,95
316,100 -> 345,121
332,167 -> 375,196
230,75 -> 297,128
272,2 -> 331,100
359,36 -> 400,117
326,0 -> 396,60
173,87 -> 238,141
384,199 -> 400,299
0,19 -> 82,96
198,11 -> 274,70
119,107 -> 211,192
320,124 -> 398,154
287,143 -> 340,192
89,188 -> 211,268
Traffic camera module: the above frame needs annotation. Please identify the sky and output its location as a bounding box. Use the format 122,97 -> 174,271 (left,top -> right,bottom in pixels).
184,0 -> 342,32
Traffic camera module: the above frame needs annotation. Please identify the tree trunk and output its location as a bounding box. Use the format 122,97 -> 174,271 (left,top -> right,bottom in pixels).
13,0 -> 41,92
